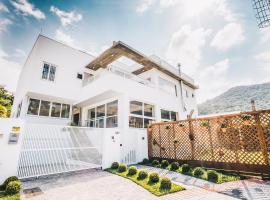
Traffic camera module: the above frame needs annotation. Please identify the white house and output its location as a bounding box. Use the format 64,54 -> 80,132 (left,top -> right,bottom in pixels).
0,34 -> 198,181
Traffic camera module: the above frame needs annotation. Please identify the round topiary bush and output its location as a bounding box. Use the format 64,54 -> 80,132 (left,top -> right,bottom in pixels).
149,172 -> 160,183
5,181 -> 21,195
2,176 -> 19,190
128,166 -> 138,176
151,159 -> 159,166
193,167 -> 205,178
161,160 -> 169,169
181,164 -> 191,174
170,162 -> 179,171
138,170 -> 148,180
207,170 -> 219,183
142,158 -> 149,164
111,162 -> 119,170
118,164 -> 127,173
160,177 -> 172,190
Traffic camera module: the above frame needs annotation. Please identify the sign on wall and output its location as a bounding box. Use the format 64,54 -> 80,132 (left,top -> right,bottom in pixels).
8,126 -> 20,144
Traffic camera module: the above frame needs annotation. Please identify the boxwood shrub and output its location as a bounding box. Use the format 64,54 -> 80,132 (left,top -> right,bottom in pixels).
207,170 -> 219,182
161,160 -> 169,169
151,159 -> 159,166
128,166 -> 138,176
5,181 -> 21,195
170,162 -> 179,171
193,167 -> 205,178
149,172 -> 160,183
138,170 -> 148,180
142,158 -> 149,164
111,162 -> 119,170
118,164 -> 127,173
1,176 -> 19,190
181,164 -> 191,174
160,177 -> 172,190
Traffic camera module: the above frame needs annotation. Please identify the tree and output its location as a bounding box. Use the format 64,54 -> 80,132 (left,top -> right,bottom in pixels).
0,87 -> 14,118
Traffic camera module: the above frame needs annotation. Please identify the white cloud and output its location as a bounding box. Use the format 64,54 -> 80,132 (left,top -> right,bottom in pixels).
10,0 -> 45,20
55,29 -> 75,47
260,27 -> 270,43
211,23 -> 245,51
0,18 -> 12,33
0,2 -> 9,12
50,6 -> 82,26
166,25 -> 211,75
254,51 -> 270,72
14,48 -> 26,57
0,49 -> 21,92
136,0 -> 156,13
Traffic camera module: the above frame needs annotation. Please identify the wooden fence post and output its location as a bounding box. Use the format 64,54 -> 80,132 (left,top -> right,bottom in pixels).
147,126 -> 152,159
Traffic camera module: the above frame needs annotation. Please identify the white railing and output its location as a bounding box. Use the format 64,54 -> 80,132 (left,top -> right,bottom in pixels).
17,124 -> 103,179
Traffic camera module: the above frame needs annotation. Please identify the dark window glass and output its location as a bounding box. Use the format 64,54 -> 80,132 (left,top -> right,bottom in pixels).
171,112 -> 177,121
130,101 -> 143,115
175,85 -> 177,97
96,118 -> 104,128
77,73 -> 83,79
161,109 -> 170,120
144,103 -> 154,117
27,98 -> 40,115
96,105 -> 105,118
88,108 -> 96,119
39,100 -> 50,116
129,116 -> 143,128
144,118 -> 152,128
61,104 -> 70,118
107,100 -> 118,117
106,116 -> 118,128
49,65 -> 56,81
51,102 -> 61,117
42,64 -> 49,79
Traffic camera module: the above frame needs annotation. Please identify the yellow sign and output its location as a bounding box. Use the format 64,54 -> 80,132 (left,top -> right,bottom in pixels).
11,127 -> 20,134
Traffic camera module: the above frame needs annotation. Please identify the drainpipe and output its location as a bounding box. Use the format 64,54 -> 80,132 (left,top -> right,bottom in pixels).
178,63 -> 185,117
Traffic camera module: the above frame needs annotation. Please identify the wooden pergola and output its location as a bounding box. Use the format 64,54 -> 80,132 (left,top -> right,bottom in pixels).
86,41 -> 198,89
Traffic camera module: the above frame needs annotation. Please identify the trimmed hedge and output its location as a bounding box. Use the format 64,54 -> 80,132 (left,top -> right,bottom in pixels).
142,158 -> 149,164
161,160 -> 169,169
151,160 -> 159,166
193,167 -> 205,178
207,170 -> 219,182
5,181 -> 21,195
111,162 -> 119,170
181,164 -> 191,174
1,176 -> 19,190
118,164 -> 127,173
170,162 -> 179,171
149,172 -> 159,183
128,166 -> 137,176
138,170 -> 148,180
160,177 -> 172,190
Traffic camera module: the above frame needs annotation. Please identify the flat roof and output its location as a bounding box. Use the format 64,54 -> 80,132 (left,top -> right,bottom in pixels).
85,41 -> 198,89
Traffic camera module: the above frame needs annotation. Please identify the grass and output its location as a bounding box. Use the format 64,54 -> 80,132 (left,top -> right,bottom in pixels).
143,163 -> 242,184
107,169 -> 185,196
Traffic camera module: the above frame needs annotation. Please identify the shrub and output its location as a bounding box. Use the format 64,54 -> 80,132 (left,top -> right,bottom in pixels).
151,159 -> 159,166
128,166 -> 138,176
161,160 -> 169,169
160,177 -> 172,190
193,167 -> 205,178
2,176 -> 19,190
138,170 -> 148,180
181,164 -> 191,174
111,162 -> 119,169
142,158 -> 149,164
149,172 -> 160,183
5,181 -> 21,195
207,170 -> 219,182
118,164 -> 127,173
170,162 -> 179,171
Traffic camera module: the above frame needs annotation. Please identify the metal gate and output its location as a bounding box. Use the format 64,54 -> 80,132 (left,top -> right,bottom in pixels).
17,124 -> 103,179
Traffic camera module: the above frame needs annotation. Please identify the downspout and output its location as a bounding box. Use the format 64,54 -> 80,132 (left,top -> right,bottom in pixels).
178,63 -> 185,117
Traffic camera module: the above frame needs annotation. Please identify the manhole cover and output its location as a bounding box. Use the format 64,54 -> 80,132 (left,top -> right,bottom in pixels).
23,187 -> 43,197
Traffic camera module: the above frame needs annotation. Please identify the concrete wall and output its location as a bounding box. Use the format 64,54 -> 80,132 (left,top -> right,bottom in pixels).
0,119 -> 24,183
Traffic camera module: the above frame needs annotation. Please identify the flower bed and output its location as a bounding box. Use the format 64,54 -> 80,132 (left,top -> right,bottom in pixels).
141,159 -> 242,184
107,163 -> 185,196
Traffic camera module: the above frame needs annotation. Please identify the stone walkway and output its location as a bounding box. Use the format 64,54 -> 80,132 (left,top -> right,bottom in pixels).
138,165 -> 270,200
21,168 -> 237,200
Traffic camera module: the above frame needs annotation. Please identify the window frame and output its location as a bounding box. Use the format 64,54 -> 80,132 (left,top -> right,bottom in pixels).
41,62 -> 57,82
160,109 -> 179,122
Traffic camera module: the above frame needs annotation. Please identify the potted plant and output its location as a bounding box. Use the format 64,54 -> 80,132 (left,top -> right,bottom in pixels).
220,123 -> 227,133
178,123 -> 185,127
242,114 -> 252,125
200,121 -> 209,127
173,138 -> 178,144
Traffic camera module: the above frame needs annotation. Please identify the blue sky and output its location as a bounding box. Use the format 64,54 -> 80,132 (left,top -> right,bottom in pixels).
0,0 -> 270,103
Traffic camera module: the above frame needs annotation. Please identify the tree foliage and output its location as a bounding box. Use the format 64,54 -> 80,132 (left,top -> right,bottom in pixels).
0,87 -> 14,117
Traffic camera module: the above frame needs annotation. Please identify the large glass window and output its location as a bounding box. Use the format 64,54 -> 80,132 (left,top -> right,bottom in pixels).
42,64 -> 49,80
39,100 -> 50,116
61,104 -> 70,118
42,63 -> 56,82
129,101 -> 155,128
49,65 -> 56,81
27,98 -> 40,115
161,109 -> 178,121
106,100 -> 118,128
51,102 -> 61,117
158,77 -> 177,96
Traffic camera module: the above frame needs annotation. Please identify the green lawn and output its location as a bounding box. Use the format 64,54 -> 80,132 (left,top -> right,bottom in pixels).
107,169 -> 185,196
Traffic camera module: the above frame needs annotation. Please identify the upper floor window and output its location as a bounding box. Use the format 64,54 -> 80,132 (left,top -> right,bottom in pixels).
192,93 -> 195,98
186,90 -> 189,98
161,109 -> 178,122
42,63 -> 56,81
158,77 -> 177,97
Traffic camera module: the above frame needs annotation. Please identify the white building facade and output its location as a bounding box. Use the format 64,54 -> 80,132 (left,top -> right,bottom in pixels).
0,35 -> 198,180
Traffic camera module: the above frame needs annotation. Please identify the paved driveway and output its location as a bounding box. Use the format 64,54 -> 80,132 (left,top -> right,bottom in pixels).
21,168 -> 270,200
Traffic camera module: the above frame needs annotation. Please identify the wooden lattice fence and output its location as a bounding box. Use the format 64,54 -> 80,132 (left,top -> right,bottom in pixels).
147,109 -> 270,179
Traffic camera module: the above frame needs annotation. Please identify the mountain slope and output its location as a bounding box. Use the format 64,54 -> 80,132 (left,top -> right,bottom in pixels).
198,82 -> 270,115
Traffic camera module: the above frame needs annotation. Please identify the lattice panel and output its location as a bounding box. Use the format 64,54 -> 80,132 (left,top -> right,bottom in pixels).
150,125 -> 161,158
159,124 -> 172,158
260,112 -> 270,162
